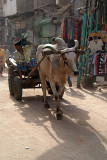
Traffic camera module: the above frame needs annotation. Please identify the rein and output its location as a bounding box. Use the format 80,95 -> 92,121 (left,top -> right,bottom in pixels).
60,54 -> 70,68
45,51 -> 71,69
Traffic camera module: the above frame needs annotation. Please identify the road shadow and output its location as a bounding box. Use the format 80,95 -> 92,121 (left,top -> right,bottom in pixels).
0,75 -> 7,81
81,88 -> 107,103
11,93 -> 107,160
65,87 -> 107,103
65,87 -> 85,100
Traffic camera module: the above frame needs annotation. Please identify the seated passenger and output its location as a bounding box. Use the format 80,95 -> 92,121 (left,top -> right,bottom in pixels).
14,39 -> 37,78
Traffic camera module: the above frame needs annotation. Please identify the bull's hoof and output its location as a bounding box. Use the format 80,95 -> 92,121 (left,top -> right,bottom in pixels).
55,109 -> 63,120
56,113 -> 63,120
44,103 -> 50,108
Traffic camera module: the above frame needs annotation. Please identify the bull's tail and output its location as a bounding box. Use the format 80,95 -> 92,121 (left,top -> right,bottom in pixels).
74,40 -> 79,49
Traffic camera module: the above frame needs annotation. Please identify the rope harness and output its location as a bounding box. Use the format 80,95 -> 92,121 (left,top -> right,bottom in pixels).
45,52 -> 70,69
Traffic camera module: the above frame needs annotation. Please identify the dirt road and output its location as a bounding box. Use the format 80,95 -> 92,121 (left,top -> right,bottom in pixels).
0,71 -> 107,160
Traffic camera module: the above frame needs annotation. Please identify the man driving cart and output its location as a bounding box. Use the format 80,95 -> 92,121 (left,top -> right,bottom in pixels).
14,38 -> 37,78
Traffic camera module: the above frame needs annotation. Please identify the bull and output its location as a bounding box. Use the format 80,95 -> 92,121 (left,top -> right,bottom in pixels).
36,38 -> 81,120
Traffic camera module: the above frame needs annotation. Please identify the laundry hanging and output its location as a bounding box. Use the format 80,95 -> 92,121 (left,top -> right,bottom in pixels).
88,32 -> 107,76
61,17 -> 82,43
88,38 -> 104,54
90,51 -> 107,75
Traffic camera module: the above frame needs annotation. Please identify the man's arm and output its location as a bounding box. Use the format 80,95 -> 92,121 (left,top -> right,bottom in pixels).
23,44 -> 33,62
14,51 -> 21,63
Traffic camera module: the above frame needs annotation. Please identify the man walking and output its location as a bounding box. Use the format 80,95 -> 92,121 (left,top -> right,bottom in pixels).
3,45 -> 10,67
0,45 -> 5,77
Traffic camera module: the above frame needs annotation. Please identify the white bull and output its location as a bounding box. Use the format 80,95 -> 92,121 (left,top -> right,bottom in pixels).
36,38 -> 79,120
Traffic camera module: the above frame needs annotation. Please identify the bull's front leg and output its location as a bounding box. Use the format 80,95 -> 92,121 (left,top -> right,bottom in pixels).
50,80 -> 63,120
55,92 -> 63,120
39,73 -> 50,108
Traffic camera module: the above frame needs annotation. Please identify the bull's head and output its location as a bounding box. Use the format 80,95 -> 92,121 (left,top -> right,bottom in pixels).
43,44 -> 85,77
64,50 -> 79,76
64,48 -> 86,76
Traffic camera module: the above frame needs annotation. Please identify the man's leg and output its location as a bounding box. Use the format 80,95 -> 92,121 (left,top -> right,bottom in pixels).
19,69 -> 22,78
0,66 -> 3,76
30,58 -> 37,70
18,62 -> 23,78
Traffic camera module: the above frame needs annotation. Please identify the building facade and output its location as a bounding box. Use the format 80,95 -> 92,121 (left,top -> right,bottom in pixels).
0,0 -> 4,45
1,0 -> 105,49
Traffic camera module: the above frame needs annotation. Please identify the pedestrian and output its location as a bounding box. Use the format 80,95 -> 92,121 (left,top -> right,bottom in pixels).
0,45 -> 5,77
3,45 -> 10,67
67,40 -> 76,87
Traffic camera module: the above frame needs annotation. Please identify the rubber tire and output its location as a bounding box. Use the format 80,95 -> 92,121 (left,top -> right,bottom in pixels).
8,66 -> 15,95
13,76 -> 22,100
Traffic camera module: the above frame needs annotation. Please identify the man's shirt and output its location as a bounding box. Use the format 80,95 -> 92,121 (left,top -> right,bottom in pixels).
0,48 -> 5,65
14,44 -> 32,63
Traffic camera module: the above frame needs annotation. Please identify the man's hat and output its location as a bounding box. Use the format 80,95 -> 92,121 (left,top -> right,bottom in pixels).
15,41 -> 21,46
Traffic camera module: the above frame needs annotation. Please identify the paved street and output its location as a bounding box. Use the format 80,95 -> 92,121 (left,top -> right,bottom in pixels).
0,70 -> 107,160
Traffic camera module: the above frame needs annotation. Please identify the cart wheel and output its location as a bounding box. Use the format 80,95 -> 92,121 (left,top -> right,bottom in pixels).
59,88 -> 65,99
13,76 -> 22,100
8,66 -> 15,95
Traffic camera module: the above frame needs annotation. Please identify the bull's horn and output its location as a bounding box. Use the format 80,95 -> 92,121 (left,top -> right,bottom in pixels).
43,46 -> 61,54
74,40 -> 79,49
75,49 -> 86,58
